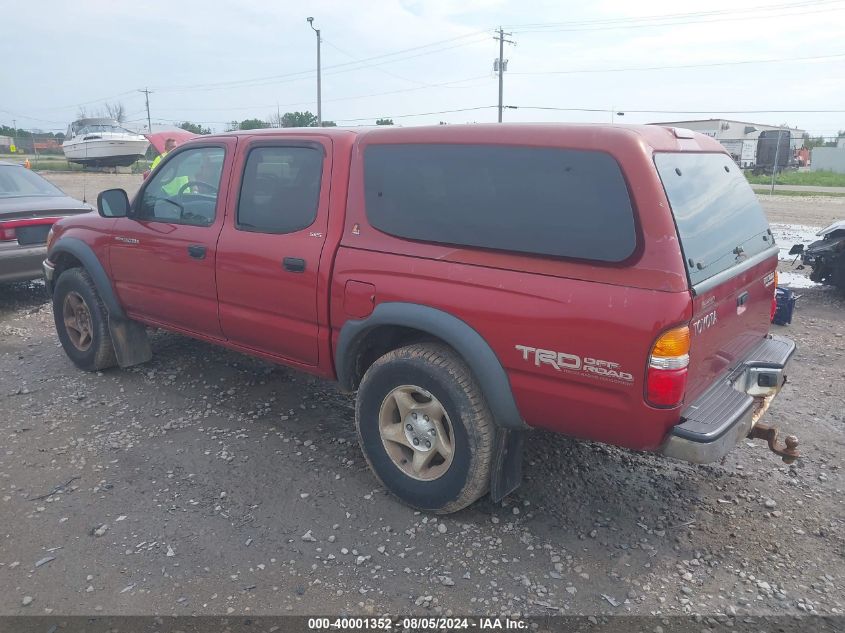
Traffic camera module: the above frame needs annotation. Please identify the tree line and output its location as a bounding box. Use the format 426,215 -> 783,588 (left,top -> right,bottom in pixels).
214,112 -> 396,131
802,131 -> 845,148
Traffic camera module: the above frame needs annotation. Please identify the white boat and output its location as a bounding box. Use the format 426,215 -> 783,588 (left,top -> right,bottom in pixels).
62,118 -> 150,167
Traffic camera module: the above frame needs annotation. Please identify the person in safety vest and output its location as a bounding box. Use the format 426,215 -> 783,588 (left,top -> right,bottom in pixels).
149,138 -> 177,172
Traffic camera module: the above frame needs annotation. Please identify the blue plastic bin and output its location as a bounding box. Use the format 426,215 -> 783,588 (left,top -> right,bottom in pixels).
772,286 -> 797,326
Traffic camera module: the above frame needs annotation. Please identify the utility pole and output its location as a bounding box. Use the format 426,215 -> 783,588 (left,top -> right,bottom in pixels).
11,119 -> 16,150
139,88 -> 153,132
771,129 -> 784,195
494,28 -> 514,123
307,17 -> 322,126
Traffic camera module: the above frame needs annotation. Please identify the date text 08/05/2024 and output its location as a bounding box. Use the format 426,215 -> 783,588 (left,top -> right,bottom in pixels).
307,617 -> 528,629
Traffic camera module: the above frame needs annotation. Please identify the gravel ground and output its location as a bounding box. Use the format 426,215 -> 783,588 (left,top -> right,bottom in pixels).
760,194 -> 845,228
0,174 -> 842,618
36,172 -> 143,205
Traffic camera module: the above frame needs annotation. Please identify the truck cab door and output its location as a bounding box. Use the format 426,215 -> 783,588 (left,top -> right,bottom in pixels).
215,138 -> 331,366
109,140 -> 235,337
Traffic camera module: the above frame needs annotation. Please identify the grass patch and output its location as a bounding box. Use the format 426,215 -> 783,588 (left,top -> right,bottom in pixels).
31,158 -> 84,172
746,170 -> 845,187
755,189 -> 845,198
5,153 -> 148,173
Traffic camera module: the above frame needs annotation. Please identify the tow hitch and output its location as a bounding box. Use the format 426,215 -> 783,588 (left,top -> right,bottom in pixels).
747,423 -> 800,464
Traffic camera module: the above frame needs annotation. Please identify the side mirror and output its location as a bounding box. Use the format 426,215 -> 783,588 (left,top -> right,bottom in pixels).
97,189 -> 130,218
788,244 -> 804,255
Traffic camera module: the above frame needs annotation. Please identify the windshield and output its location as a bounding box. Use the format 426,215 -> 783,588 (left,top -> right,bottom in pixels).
655,152 -> 773,287
0,165 -> 64,198
77,124 -> 135,135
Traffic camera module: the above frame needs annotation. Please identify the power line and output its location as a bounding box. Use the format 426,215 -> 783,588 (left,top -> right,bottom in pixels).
24,2 -> 841,101
507,0 -> 841,28
510,8 -> 845,34
511,106 -> 845,114
151,31 -> 490,94
8,3 -> 845,127
0,109 -> 67,125
146,106 -> 499,126
333,106 -> 497,123
506,0 -> 845,32
115,48 -> 842,121
16,31 -> 493,108
510,52 -> 845,76
26,90 -> 141,112
322,38 -> 432,88
154,75 -> 491,115
168,37 -> 492,93
136,100 -> 845,126
139,105 -> 844,126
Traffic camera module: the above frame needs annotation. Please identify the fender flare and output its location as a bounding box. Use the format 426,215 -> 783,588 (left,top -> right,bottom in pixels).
50,237 -> 126,320
336,302 -> 527,431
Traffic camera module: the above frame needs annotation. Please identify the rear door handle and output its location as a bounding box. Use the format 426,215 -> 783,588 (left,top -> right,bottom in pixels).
283,257 -> 306,273
188,244 -> 207,259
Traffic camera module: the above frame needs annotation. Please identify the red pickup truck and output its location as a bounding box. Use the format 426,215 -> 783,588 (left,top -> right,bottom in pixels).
43,124 -> 798,513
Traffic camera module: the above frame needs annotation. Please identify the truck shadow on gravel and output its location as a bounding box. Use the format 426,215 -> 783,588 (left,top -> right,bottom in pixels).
139,326 -> 721,544
2,280 -> 745,549
516,432 -> 724,543
0,281 -> 744,540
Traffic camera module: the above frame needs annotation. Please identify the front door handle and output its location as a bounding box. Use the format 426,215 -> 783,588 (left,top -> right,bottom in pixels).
283,257 -> 306,273
188,244 -> 207,259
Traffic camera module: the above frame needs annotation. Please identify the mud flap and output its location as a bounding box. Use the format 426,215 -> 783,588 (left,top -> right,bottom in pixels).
108,318 -> 152,368
490,429 -> 524,503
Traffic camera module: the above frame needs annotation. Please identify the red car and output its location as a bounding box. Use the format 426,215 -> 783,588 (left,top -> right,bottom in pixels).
43,124 -> 797,513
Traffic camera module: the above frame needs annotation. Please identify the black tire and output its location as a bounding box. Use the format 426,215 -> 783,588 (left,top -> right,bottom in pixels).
52,267 -> 117,371
355,343 -> 494,513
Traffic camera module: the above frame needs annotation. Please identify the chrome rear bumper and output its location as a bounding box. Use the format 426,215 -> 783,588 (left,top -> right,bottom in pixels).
660,335 -> 796,464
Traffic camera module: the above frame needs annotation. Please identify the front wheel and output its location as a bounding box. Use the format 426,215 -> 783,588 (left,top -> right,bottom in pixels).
53,267 -> 117,371
355,343 -> 494,513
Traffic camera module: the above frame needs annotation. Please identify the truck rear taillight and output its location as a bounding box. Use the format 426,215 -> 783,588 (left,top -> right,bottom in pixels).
646,325 -> 690,408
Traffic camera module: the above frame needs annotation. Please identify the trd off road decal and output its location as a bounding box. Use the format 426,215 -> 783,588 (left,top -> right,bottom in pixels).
515,345 -> 634,384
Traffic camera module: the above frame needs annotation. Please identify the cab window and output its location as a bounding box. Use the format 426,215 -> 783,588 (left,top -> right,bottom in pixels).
237,146 -> 323,233
139,147 -> 225,226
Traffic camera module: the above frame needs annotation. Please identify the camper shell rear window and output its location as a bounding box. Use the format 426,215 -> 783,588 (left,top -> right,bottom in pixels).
655,152 -> 773,287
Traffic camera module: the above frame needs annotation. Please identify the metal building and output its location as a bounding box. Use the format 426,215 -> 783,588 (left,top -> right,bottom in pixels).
649,119 -> 805,168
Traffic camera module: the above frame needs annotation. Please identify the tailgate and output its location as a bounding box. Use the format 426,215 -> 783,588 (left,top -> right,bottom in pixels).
655,152 -> 778,403
686,249 -> 777,400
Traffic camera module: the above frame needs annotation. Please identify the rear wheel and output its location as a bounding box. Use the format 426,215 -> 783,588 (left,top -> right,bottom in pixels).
355,343 -> 494,513
53,268 -> 117,371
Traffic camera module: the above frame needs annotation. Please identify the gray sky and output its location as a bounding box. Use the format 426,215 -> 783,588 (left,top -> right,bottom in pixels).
4,0 -> 844,136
